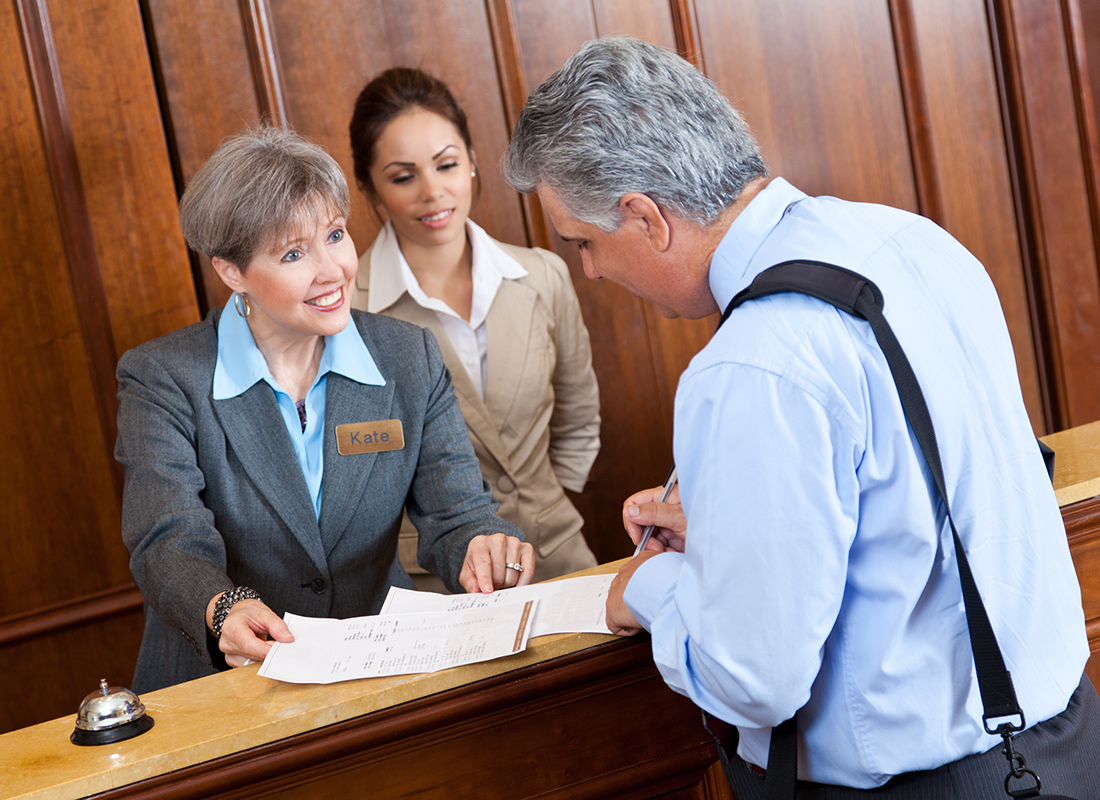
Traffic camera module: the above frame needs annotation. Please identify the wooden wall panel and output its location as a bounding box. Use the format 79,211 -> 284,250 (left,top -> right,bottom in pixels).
1,0 -> 123,614
904,0 -> 1044,429
0,0 -> 192,734
695,0 -> 917,210
994,0 -> 1100,429
47,0 -> 198,356
143,0 -> 268,313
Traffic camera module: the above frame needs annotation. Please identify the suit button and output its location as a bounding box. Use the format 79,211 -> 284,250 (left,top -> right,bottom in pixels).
310,578 -> 327,595
497,475 -> 516,493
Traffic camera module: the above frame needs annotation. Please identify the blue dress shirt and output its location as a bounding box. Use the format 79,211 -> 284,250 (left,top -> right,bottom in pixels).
625,178 -> 1088,788
212,299 -> 384,518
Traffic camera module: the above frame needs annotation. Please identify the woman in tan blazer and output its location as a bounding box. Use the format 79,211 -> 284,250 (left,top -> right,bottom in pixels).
349,68 -> 600,582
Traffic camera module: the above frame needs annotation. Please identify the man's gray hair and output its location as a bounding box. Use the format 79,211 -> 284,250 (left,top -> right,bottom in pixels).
179,125 -> 350,269
504,37 -> 766,231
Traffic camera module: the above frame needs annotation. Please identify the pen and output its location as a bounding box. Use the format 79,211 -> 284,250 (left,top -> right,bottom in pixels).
633,465 -> 678,556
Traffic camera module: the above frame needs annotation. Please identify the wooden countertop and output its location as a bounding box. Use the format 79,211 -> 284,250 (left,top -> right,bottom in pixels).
1043,419 -> 1100,506
0,563 -> 623,800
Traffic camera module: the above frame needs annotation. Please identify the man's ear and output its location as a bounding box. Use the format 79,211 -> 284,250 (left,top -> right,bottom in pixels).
211,256 -> 245,294
620,193 -> 672,252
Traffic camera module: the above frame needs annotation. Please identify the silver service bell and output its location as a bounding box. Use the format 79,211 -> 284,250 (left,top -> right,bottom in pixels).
70,678 -> 155,746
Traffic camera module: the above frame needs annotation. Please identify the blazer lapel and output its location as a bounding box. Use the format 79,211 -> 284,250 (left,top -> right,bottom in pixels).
379,294 -> 513,472
213,384 -> 328,575
484,279 -> 538,424
318,372 -> 396,555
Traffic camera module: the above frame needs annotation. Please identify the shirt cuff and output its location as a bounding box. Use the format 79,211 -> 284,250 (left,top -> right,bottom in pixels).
623,551 -> 684,631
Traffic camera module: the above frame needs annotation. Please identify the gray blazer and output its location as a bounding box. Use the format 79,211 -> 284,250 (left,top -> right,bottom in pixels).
115,308 -> 521,692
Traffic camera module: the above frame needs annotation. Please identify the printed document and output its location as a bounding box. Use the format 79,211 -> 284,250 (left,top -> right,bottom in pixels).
258,600 -> 537,684
380,574 -> 614,637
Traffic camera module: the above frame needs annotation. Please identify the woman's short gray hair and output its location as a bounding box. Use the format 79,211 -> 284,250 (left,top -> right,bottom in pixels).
179,125 -> 350,269
504,37 -> 767,231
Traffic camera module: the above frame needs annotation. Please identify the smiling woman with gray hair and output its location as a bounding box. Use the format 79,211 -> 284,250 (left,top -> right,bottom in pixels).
116,125 -> 533,692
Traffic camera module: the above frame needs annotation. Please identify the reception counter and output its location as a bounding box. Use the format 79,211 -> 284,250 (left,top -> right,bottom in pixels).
0,561 -> 730,800
5,422 -> 1100,800
1044,419 -> 1100,689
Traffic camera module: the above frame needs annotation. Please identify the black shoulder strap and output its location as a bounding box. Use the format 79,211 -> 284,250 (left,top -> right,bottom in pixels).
723,260 -> 1026,799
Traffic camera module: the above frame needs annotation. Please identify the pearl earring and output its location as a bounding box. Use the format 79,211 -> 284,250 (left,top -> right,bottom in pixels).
471,171 -> 476,178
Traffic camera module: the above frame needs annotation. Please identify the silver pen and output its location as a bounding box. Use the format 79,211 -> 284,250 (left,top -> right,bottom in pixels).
633,465 -> 679,556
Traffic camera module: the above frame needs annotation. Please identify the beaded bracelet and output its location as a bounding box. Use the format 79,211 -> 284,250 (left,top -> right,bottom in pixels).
211,586 -> 260,640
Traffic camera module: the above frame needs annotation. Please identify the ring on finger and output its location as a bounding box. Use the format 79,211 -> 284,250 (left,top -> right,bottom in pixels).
505,562 -> 524,573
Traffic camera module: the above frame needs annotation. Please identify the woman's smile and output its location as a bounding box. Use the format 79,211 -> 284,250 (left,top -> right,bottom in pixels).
419,208 -> 454,227
306,285 -> 345,309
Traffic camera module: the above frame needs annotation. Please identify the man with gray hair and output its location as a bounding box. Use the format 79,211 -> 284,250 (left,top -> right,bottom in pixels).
505,36 -> 1100,799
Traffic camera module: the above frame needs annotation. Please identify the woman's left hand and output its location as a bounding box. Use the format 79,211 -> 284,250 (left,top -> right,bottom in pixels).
460,533 -> 535,593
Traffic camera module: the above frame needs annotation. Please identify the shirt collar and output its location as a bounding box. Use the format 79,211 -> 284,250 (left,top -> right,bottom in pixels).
365,222 -> 409,313
364,219 -> 527,315
213,297 -> 384,400
709,177 -> 807,311
467,218 -> 528,281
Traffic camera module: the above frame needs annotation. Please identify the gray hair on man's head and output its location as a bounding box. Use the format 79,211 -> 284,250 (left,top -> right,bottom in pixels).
179,125 -> 350,269
504,37 -> 766,231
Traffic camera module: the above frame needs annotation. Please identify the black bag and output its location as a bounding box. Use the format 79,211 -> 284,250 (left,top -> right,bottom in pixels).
708,260 -> 1078,800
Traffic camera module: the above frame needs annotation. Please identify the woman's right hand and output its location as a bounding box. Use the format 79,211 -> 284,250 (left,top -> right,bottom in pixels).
208,595 -> 295,668
622,484 -> 686,553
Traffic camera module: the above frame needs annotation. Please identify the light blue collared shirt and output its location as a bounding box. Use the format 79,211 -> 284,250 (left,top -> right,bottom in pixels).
625,178 -> 1087,787
212,301 -> 384,518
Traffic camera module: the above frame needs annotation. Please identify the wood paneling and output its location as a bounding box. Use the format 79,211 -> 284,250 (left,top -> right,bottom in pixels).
1060,496 -> 1100,688
47,0 -> 198,356
6,0 -> 1100,740
993,0 -> 1100,429
696,0 -> 917,210
142,0 -> 266,312
0,608 -> 143,734
900,0 -> 1044,429
1,0 -> 192,733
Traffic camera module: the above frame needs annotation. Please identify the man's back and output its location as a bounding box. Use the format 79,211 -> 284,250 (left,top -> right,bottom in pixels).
651,178 -> 1088,786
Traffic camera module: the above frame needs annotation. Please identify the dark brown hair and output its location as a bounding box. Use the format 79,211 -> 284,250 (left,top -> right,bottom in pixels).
349,67 -> 476,200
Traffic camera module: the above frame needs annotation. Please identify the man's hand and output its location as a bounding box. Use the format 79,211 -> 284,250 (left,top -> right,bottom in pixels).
623,484 -> 686,553
605,550 -> 660,636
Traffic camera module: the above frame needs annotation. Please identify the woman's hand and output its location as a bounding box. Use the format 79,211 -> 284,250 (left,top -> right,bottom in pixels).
623,484 -> 686,553
460,533 -> 535,593
207,595 -> 294,668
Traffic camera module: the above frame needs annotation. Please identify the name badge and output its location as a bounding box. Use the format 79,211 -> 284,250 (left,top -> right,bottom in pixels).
336,419 -> 405,455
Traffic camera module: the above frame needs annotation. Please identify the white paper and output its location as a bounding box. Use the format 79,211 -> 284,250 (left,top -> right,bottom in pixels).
258,600 -> 537,684
380,574 -> 614,636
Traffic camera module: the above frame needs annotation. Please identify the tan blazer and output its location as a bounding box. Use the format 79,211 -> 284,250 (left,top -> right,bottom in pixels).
355,228 -> 600,581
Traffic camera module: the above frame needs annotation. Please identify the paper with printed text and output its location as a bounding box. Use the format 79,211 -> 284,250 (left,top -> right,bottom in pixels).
380,574 -> 614,637
258,600 -> 537,684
